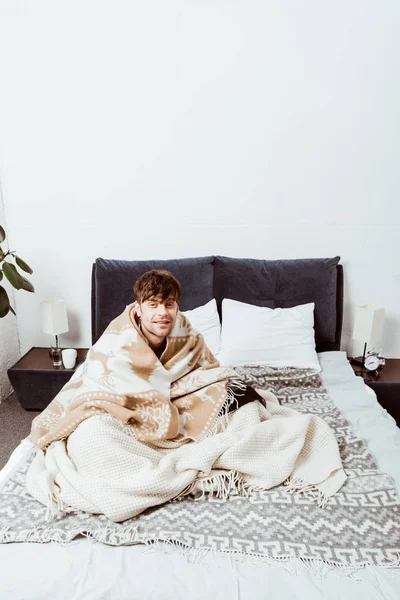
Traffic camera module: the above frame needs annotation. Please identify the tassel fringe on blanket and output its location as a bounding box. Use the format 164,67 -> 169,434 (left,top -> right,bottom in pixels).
1,522 -> 399,582
284,476 -> 329,509
42,470 -> 330,522
201,379 -> 248,440
176,470 -> 330,509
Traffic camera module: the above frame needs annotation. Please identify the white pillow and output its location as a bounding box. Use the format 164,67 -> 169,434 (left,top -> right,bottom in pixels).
181,299 -> 221,358
219,299 -> 321,371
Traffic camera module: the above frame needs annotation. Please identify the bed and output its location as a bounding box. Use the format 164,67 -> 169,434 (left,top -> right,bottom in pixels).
1,255 -> 399,600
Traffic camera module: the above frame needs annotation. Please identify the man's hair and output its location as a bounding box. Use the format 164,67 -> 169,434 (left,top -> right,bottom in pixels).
133,269 -> 181,304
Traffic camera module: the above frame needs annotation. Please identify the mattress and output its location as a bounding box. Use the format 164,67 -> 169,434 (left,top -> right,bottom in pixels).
0,351 -> 399,600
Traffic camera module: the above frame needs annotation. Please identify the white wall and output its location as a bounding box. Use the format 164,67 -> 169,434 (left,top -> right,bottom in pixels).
0,189 -> 20,400
0,1 -> 399,359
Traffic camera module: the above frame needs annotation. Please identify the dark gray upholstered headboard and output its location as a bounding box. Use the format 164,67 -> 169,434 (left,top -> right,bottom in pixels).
91,255 -> 343,353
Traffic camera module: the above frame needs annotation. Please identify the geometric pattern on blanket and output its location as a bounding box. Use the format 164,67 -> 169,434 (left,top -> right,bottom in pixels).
1,367 -> 399,570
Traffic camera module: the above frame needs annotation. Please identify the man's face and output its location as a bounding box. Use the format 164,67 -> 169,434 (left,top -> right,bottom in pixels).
136,295 -> 179,344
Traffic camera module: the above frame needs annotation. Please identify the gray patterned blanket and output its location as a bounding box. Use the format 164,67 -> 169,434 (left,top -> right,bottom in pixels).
1,367 -> 399,572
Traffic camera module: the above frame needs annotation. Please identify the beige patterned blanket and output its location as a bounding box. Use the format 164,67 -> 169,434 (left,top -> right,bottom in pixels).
29,303 -> 238,449
25,303 -> 346,522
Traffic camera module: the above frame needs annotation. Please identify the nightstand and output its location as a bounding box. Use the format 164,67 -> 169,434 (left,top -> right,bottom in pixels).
8,347 -> 89,411
350,358 -> 400,427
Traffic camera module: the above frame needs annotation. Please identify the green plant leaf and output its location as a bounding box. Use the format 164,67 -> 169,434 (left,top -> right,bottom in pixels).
0,226 -> 5,244
0,270 -> 2,281
15,256 -> 33,275
19,275 -> 35,293
0,285 -> 10,317
9,305 -> 16,315
2,262 -> 22,289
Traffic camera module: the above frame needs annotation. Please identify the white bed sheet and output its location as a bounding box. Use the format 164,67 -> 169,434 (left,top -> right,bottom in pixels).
0,351 -> 399,600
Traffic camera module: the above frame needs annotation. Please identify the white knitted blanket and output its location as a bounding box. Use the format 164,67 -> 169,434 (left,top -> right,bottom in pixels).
26,396 -> 346,522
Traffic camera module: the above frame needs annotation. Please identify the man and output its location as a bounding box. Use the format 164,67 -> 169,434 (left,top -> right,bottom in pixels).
28,269 -> 244,449
25,269 -> 346,522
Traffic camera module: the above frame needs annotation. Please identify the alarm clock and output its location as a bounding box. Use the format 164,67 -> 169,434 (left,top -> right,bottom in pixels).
364,351 -> 385,372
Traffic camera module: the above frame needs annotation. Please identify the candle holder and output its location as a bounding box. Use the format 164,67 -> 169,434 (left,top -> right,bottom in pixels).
49,345 -> 62,367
